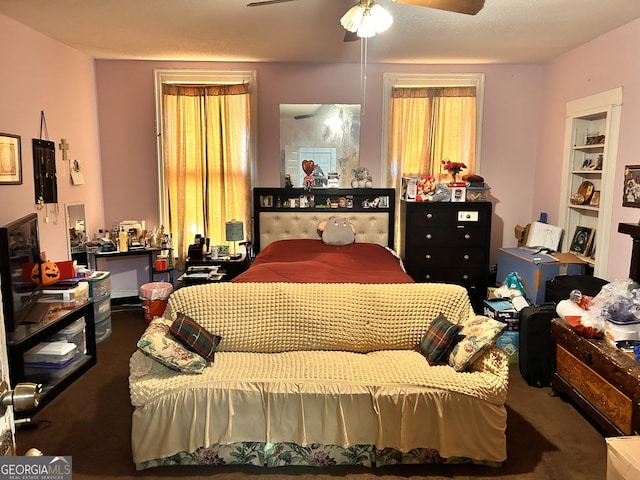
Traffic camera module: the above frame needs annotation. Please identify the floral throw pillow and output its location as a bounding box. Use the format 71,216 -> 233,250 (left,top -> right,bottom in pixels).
170,312 -> 222,362
137,320 -> 208,374
415,313 -> 462,366
447,316 -> 506,372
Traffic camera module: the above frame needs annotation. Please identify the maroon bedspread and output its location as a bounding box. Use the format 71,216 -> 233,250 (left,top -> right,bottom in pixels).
232,239 -> 414,284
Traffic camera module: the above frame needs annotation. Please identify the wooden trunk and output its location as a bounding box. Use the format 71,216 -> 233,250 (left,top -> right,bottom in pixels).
551,318 -> 640,435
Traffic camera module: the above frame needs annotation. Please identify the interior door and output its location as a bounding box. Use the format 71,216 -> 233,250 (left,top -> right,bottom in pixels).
0,288 -> 16,455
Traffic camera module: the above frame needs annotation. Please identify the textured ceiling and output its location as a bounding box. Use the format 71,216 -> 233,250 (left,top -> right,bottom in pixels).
1,0 -> 640,64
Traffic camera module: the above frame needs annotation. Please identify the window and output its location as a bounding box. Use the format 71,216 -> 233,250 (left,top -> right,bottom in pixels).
382,73 -> 484,188
154,69 -> 257,264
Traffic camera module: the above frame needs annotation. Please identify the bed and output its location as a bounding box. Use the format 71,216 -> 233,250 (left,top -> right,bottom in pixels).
233,239 -> 413,283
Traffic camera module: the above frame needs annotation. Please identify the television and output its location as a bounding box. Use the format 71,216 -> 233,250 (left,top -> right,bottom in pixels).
0,213 -> 43,333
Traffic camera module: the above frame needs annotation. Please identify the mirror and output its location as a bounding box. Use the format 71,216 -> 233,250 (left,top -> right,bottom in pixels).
65,202 -> 87,264
280,104 -> 361,188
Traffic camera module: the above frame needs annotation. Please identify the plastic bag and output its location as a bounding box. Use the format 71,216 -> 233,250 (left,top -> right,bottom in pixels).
494,271 -> 527,298
584,278 -> 640,326
139,281 -> 173,301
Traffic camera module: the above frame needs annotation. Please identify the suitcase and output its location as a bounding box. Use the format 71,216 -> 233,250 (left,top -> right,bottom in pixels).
544,275 -> 608,304
519,303 -> 557,388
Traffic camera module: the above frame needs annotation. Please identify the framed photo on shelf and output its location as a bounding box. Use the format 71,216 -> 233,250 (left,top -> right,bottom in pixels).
0,133 -> 22,185
590,190 -> 601,207
569,226 -> 595,256
623,165 -> 640,207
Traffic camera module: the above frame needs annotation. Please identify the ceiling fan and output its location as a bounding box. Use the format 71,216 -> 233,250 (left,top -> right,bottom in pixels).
247,0 -> 484,41
246,0 -> 485,17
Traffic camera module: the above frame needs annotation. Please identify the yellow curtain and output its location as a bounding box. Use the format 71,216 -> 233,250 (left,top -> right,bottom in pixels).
162,84 -> 250,265
387,86 -> 476,188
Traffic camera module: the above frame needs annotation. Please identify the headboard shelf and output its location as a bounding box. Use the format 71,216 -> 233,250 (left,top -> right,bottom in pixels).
253,187 -> 396,252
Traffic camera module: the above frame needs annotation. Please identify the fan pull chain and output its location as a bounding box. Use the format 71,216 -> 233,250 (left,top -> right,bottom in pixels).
360,38 -> 368,115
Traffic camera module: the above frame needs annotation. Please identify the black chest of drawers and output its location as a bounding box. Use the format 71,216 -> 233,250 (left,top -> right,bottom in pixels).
400,201 -> 492,312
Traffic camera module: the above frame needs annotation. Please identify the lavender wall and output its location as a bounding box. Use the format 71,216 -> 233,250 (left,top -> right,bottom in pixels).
4,9 -> 640,281
537,18 -> 640,281
94,60 -> 544,266
0,14 -> 103,263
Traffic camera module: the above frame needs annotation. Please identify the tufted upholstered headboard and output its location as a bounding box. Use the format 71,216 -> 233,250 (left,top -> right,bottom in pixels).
252,188 -> 396,253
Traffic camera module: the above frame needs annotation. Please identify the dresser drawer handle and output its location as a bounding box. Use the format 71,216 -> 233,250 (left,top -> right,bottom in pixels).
462,274 -> 469,280
424,274 -> 431,280
426,213 -> 433,220
425,254 -> 432,260
425,234 -> 432,240
464,234 -> 471,240
463,254 -> 470,260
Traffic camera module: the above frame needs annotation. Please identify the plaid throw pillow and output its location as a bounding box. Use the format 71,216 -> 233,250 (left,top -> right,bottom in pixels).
416,313 -> 462,366
170,312 -> 222,362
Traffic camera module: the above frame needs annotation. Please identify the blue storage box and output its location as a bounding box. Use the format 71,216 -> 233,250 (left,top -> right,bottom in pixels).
496,248 -> 585,304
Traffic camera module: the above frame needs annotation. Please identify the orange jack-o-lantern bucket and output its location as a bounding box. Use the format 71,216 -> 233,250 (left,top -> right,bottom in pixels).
32,261 -> 60,286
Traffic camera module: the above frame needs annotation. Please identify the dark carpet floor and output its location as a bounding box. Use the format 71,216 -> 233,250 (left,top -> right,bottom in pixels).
16,307 -> 608,479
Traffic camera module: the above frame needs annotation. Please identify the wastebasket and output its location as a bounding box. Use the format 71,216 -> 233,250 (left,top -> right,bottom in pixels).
139,282 -> 173,322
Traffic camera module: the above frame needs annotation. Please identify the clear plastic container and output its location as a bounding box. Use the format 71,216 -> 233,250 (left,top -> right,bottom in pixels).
49,318 -> 86,358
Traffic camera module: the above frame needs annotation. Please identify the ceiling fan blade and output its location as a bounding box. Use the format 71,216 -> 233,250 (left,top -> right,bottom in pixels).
247,0 -> 302,6
394,0 -> 485,15
344,30 -> 360,42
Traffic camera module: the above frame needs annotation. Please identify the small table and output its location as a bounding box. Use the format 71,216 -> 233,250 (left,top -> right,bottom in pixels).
88,247 -> 173,284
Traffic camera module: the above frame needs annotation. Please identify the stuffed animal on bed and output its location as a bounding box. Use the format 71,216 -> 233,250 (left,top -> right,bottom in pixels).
317,217 -> 356,246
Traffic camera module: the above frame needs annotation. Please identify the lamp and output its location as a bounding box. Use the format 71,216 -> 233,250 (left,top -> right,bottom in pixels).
225,220 -> 244,259
340,1 -> 393,38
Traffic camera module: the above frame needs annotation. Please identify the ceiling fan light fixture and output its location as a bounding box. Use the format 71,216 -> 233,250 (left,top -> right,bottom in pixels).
340,1 -> 393,38
369,4 -> 393,32
340,4 -> 364,33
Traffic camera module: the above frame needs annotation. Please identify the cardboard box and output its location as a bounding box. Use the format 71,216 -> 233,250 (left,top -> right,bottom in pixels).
483,299 -> 519,331
496,331 -> 519,364
606,436 -> 640,480
496,248 -> 585,304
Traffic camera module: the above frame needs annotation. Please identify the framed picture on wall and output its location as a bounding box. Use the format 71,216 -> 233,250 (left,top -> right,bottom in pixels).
623,165 -> 640,207
0,133 -> 22,185
569,226 -> 595,256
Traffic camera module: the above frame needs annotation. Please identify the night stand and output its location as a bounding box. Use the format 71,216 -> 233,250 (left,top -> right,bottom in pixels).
181,253 -> 251,286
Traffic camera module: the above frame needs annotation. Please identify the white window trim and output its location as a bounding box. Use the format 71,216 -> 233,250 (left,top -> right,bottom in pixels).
153,68 -> 258,226
380,73 -> 485,186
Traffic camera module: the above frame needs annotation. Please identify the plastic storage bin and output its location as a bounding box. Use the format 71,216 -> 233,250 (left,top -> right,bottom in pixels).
605,319 -> 640,342
80,271 -> 111,298
95,316 -> 112,344
24,341 -> 76,366
139,282 -> 173,322
93,295 -> 111,323
49,318 -> 86,359
25,359 -> 77,384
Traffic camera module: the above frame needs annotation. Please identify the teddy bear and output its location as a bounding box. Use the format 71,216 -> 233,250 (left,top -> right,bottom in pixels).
350,166 -> 373,188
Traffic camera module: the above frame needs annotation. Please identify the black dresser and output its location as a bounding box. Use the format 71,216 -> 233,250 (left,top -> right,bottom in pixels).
400,201 -> 492,313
